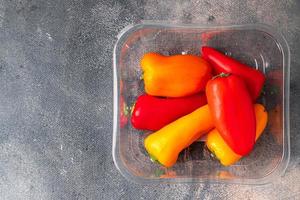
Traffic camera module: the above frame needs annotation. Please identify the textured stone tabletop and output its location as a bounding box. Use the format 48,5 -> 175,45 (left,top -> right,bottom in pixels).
0,0 -> 299,199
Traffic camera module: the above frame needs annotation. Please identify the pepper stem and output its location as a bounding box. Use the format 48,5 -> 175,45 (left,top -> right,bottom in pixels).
212,72 -> 231,80
205,145 -> 218,161
149,154 -> 162,166
123,102 -> 129,116
130,102 -> 136,115
150,154 -> 158,162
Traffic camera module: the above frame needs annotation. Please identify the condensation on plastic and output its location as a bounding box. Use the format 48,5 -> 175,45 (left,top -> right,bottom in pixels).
112,22 -> 290,184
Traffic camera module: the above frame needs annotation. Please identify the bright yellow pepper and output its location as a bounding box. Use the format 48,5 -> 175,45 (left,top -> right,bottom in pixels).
144,104 -> 214,167
206,104 -> 268,166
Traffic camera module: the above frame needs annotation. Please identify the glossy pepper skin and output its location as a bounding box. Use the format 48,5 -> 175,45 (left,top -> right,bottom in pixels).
131,94 -> 207,131
201,46 -> 265,100
206,104 -> 268,166
206,74 -> 256,156
144,104 -> 214,167
141,52 -> 212,97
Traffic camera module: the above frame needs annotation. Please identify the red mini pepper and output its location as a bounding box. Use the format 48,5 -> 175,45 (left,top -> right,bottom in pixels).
201,46 -> 265,100
131,94 -> 207,131
206,73 -> 256,156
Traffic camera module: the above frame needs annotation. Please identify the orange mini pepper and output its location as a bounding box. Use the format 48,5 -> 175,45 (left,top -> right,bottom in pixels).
144,104 -> 214,167
141,53 -> 212,97
206,104 -> 268,166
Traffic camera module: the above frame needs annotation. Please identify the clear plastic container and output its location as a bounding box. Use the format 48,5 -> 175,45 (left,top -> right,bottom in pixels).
112,22 -> 290,184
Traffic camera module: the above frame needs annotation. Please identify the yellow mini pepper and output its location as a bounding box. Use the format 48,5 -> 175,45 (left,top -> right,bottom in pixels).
206,104 -> 268,166
144,104 -> 214,167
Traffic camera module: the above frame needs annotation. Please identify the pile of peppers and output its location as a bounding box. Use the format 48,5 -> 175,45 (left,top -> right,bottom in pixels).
130,47 -> 268,167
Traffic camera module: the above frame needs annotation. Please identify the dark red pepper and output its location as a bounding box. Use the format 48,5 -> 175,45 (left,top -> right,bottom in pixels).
131,94 -> 207,131
201,46 -> 265,100
206,73 -> 256,156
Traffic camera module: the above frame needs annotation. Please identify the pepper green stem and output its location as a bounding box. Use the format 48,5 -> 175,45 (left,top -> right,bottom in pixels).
130,102 -> 136,115
212,72 -> 231,80
149,154 -> 162,166
150,154 -> 158,163
123,103 -> 129,116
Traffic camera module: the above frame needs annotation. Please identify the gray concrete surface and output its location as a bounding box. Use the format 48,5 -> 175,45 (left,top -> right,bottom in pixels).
0,0 -> 299,199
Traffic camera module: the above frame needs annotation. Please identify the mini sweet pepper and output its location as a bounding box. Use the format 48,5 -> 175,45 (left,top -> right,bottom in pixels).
141,52 -> 212,97
144,104 -> 214,167
206,73 -> 256,156
131,93 -> 207,131
202,46 -> 265,100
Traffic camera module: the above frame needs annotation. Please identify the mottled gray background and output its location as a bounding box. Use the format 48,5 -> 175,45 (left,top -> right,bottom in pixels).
0,0 -> 299,199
